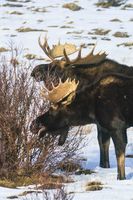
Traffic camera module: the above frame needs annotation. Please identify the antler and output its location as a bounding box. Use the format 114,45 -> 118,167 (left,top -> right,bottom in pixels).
63,44 -> 107,65
38,36 -> 54,61
38,36 -> 107,67
38,36 -> 78,60
41,78 -> 79,103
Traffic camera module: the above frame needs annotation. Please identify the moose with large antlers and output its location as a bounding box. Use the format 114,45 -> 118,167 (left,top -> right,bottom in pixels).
31,72 -> 133,180
30,37 -> 133,180
31,37 -> 133,169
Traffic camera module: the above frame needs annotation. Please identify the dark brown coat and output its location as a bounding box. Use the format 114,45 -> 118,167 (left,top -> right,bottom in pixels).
31,58 -> 133,169
31,73 -> 133,180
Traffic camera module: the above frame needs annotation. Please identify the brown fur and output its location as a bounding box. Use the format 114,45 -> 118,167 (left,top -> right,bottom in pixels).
31,73 -> 133,180
31,58 -> 133,169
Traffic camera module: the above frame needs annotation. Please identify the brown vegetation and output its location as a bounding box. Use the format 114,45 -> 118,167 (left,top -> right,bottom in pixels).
85,181 -> 103,191
0,44 -> 85,187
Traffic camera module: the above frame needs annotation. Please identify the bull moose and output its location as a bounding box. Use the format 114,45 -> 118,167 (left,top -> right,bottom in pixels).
30,72 -> 133,180
31,37 -> 133,169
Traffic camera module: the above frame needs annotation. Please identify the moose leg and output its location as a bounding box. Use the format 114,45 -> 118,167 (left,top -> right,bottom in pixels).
111,128 -> 127,180
57,127 -> 69,146
97,126 -> 110,168
58,131 -> 68,145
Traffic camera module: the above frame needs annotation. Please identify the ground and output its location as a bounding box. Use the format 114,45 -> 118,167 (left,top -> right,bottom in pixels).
0,0 -> 133,199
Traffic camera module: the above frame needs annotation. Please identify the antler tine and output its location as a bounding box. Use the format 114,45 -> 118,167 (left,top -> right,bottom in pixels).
63,48 -> 71,63
44,36 -> 51,52
80,44 -> 96,61
99,51 -> 108,56
89,43 -> 97,55
77,44 -> 107,64
76,45 -> 82,59
63,45 -> 82,65
86,43 -> 107,59
73,45 -> 82,62
61,42 -> 107,66
38,36 -> 54,61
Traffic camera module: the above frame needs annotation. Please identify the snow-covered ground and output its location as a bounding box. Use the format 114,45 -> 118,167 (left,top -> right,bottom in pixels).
0,0 -> 133,199
0,127 -> 133,200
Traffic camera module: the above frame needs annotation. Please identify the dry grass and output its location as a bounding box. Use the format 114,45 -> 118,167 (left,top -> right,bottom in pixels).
96,0 -> 125,8
58,160 -> 82,173
85,181 -> 103,191
113,31 -> 130,38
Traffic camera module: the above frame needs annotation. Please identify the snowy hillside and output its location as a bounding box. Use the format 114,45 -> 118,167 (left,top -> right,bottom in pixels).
0,0 -> 133,199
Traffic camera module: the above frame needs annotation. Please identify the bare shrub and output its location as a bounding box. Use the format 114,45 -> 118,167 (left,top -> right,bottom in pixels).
42,187 -> 74,200
0,43 -> 88,184
0,43 -> 45,179
21,186 -> 74,200
31,126 -> 87,176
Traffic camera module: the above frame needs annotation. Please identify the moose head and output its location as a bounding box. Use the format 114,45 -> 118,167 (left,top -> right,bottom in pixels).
30,78 -> 81,145
31,36 -> 107,84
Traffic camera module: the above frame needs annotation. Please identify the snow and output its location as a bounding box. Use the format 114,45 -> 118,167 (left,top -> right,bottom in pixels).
0,0 -> 133,199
